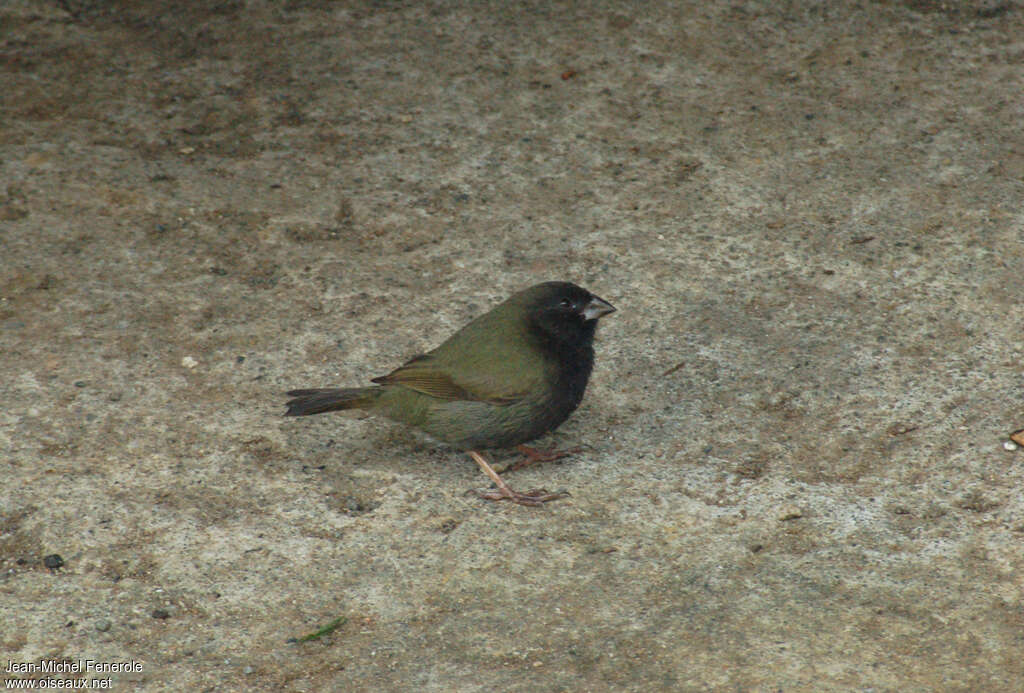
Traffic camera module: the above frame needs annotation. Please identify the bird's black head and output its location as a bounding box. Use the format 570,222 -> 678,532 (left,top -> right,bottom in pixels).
521,281 -> 616,351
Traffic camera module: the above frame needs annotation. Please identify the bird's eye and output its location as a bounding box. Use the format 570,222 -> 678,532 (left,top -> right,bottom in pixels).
559,297 -> 573,309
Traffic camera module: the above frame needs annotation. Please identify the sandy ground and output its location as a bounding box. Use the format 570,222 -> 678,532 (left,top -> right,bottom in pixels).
3,1 -> 1024,690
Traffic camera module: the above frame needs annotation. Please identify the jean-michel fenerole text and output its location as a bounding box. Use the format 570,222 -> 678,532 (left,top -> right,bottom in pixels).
6,659 -> 142,674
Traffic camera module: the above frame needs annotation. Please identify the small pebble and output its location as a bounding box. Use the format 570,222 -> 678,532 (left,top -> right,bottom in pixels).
1004,441 -> 1018,451
43,554 -> 64,570
181,356 -> 198,369
95,620 -> 112,632
777,506 -> 803,521
152,608 -> 170,620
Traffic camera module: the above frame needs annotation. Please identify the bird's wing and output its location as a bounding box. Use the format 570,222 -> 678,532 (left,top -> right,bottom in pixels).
370,353 -> 527,405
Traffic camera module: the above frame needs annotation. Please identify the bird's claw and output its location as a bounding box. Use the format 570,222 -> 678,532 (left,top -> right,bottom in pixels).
468,487 -> 571,506
499,445 -> 585,474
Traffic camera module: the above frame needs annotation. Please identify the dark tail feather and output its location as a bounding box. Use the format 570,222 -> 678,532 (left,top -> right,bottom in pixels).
284,387 -> 378,416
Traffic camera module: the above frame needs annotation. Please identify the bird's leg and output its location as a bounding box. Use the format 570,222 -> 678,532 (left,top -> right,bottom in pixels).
498,444 -> 584,474
466,450 -> 569,506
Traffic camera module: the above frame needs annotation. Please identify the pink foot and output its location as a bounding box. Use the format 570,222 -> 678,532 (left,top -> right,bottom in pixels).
466,450 -> 570,507
468,486 -> 570,506
498,445 -> 583,474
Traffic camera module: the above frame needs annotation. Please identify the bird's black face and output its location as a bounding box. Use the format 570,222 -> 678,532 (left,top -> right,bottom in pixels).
529,282 -> 616,350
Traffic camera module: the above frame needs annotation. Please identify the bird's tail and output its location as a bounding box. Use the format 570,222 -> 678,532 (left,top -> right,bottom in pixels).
284,387 -> 380,416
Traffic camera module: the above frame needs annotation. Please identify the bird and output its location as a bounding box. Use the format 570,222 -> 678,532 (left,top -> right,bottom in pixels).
284,281 -> 616,506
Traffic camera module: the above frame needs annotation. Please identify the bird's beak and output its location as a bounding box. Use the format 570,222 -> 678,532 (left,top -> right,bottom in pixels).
582,295 -> 616,321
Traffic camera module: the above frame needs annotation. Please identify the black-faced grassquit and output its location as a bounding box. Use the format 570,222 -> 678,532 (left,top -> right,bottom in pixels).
285,281 -> 615,506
